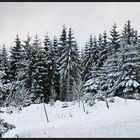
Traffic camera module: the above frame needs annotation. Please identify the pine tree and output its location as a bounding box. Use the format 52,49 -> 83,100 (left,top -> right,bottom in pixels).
71,41 -> 82,100
97,31 -> 108,68
58,25 -> 67,101
9,35 -> 23,82
33,48 -> 48,103
44,33 -> 51,52
20,35 -> 43,105
58,25 -> 67,58
0,70 -> 8,106
83,35 -> 104,105
43,33 -> 58,102
109,23 -> 120,53
122,20 -> 134,45
6,35 -> 27,107
101,31 -> 108,64
29,35 -> 47,103
1,45 -> 10,84
52,36 -> 60,101
81,41 -> 90,81
81,35 -> 98,82
102,24 -> 120,96
100,24 -> 121,98
83,62 -> 100,105
116,38 -> 140,99
45,37 -> 58,102
92,36 -> 99,66
59,28 -> 81,101
22,35 -> 33,92
0,45 -> 10,102
99,63 -> 108,100
98,34 -> 103,50
103,48 -> 120,97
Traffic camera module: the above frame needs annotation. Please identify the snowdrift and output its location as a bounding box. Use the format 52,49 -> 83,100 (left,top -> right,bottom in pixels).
1,97 -> 140,138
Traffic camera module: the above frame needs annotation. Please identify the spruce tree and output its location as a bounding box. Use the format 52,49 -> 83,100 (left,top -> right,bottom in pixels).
1,45 -> 10,85
43,33 -> 57,102
92,36 -> 99,66
81,35 -> 98,82
83,62 -> 100,105
9,35 -> 23,82
6,35 -> 26,107
33,48 -> 48,103
122,20 -> 134,45
109,23 -> 120,53
81,41 -> 90,81
59,28 -> 81,101
97,31 -> 108,68
58,25 -> 67,58
29,35 -> 46,103
22,35 -> 33,92
46,37 -> 58,102
58,25 -> 67,101
117,38 -> 140,99
98,34 -> 103,50
103,48 -> 120,97
21,35 -> 43,105
52,36 -> 60,101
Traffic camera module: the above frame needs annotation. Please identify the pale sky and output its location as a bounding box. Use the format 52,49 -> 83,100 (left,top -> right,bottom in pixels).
1,2 -> 140,50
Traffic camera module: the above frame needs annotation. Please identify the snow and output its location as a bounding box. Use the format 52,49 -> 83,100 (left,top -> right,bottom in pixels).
126,79 -> 139,88
1,97 -> 140,138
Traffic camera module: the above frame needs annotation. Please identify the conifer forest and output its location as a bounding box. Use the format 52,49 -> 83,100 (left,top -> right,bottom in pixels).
1,20 -> 140,137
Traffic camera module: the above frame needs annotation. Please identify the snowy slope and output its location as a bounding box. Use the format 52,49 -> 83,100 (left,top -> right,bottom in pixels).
1,97 -> 140,138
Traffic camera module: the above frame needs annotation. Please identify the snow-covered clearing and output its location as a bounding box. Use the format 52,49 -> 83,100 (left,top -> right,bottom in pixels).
1,97 -> 140,138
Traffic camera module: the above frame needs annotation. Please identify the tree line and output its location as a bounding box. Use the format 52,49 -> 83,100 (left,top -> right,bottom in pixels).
0,20 -> 140,107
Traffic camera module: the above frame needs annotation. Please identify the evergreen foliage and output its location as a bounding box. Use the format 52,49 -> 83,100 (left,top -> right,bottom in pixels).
0,20 -> 140,108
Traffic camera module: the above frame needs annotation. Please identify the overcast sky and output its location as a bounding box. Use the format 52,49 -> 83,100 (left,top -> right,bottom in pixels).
1,2 -> 140,49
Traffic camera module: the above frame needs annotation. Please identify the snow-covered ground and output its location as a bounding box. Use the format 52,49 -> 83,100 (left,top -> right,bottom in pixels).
1,97 -> 140,138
